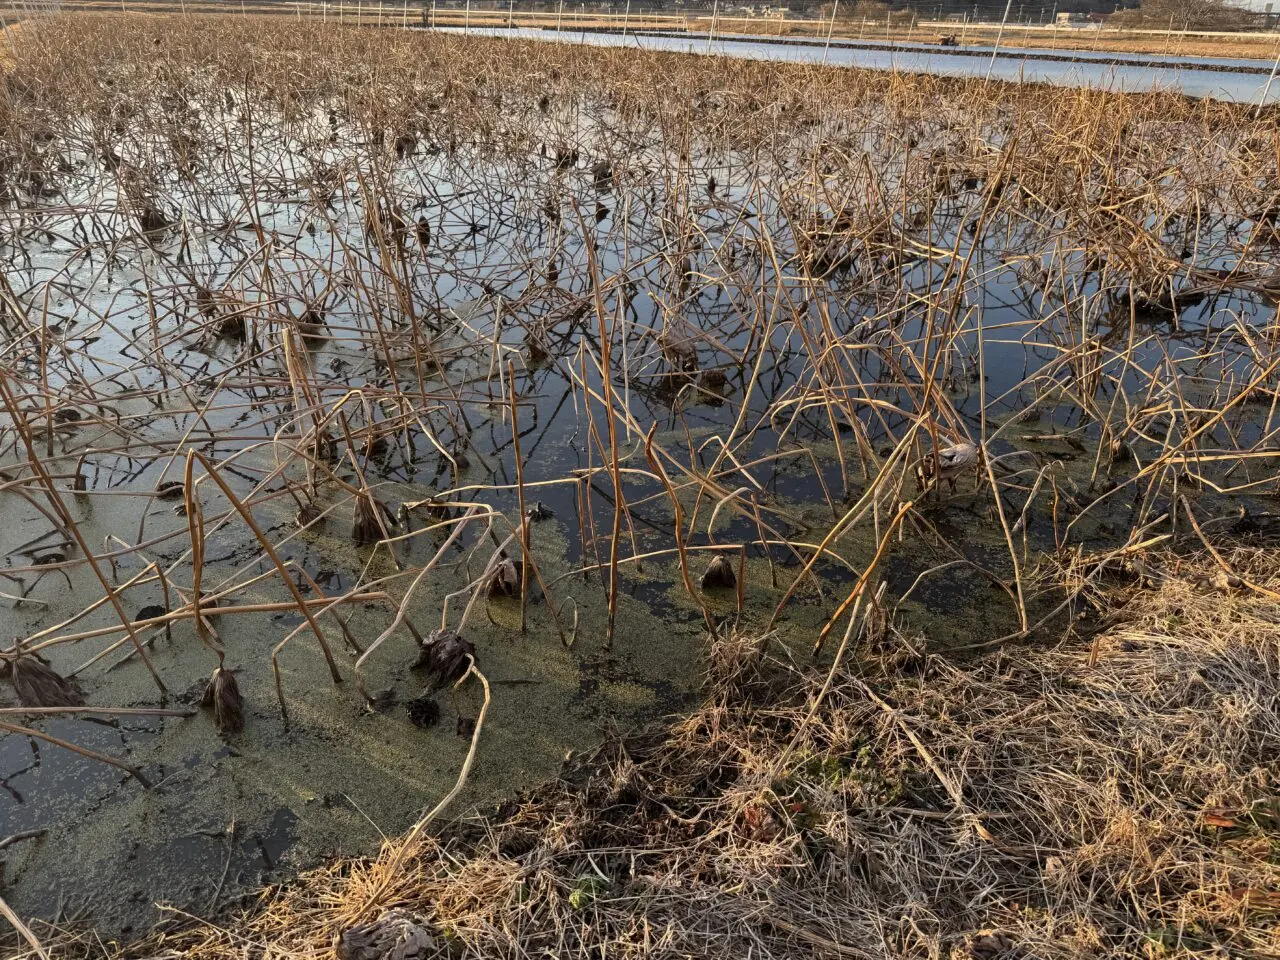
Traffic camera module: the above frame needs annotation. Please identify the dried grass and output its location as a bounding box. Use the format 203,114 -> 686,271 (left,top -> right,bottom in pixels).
25,548 -> 1277,960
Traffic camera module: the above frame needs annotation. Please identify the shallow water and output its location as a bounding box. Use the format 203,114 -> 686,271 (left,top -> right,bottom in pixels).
0,48 -> 1277,938
445,25 -> 1280,102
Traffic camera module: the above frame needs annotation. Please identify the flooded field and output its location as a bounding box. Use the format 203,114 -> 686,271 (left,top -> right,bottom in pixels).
452,25 -> 1280,102
2,17 -> 1280,943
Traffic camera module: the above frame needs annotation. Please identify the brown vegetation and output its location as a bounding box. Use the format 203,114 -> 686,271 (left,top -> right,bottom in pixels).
29,547 -> 1280,959
0,14 -> 1278,957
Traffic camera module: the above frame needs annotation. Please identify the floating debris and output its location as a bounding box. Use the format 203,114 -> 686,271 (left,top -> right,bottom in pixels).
201,666 -> 244,735
922,441 -> 980,493
155,480 -> 185,500
334,908 -> 438,960
486,555 -> 521,599
526,501 -> 554,522
701,555 -> 737,592
406,695 -> 441,729
352,493 -> 397,546
412,628 -> 474,690
9,651 -> 85,708
296,501 -> 322,528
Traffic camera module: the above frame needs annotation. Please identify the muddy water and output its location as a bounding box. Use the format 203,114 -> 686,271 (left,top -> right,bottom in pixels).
0,79 -> 1274,939
0,496 -> 728,936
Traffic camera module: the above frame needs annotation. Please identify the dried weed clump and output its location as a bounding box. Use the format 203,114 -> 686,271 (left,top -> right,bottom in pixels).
22,548 -> 1265,960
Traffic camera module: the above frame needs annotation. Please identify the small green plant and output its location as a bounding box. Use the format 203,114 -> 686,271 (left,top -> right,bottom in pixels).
567,875 -> 610,910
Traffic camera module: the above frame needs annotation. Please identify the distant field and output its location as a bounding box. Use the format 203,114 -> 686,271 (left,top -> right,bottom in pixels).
3,4 -> 1279,62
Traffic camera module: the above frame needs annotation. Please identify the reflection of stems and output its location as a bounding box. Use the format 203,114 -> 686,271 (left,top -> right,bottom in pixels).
816,498 -> 913,654
508,361 -> 530,634
0,718 -> 152,789
191,451 -> 342,688
184,453 -> 219,664
354,509 -> 483,702
364,658 -> 491,906
575,200 -> 625,649
645,424 -> 716,637
0,372 -> 167,694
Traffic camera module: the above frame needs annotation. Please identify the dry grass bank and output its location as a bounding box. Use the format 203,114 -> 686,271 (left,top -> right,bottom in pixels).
22,547 -> 1280,960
